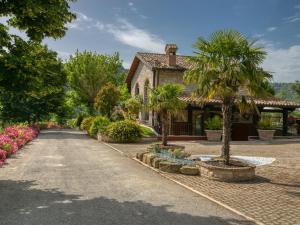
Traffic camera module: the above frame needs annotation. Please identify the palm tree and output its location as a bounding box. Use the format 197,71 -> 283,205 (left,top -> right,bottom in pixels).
184,30 -> 272,165
148,83 -> 186,146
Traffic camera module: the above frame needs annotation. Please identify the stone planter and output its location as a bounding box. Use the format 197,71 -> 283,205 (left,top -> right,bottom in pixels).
205,130 -> 222,141
199,160 -> 255,182
136,152 -> 146,161
152,157 -> 162,168
180,165 -> 199,175
258,129 -> 275,141
159,161 -> 182,173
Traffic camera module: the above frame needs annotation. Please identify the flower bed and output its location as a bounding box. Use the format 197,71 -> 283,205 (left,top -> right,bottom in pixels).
0,125 -> 39,167
136,144 -> 201,176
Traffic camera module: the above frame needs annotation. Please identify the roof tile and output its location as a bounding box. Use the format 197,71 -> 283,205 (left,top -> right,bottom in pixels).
179,96 -> 300,108
136,52 -> 193,70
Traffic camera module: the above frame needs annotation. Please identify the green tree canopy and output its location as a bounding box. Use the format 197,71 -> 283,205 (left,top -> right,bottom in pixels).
94,82 -> 121,118
262,81 -> 275,96
148,83 -> 186,146
184,30 -> 272,164
0,38 -> 67,122
292,81 -> 300,98
65,51 -> 125,113
124,96 -> 142,120
0,0 -> 75,42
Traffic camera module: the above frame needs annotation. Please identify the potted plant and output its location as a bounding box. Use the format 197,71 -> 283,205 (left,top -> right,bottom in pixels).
205,115 -> 223,141
257,117 -> 276,141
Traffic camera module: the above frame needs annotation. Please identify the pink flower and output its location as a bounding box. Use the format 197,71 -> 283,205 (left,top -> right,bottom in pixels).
0,135 -> 18,155
0,149 -> 6,163
0,125 -> 39,163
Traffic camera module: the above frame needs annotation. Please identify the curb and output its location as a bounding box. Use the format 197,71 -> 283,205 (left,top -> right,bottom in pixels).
102,141 -> 264,225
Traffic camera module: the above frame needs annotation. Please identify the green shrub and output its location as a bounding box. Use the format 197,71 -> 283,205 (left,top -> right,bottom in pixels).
124,96 -> 142,120
140,126 -> 156,137
103,120 -> 142,142
89,116 -> 111,136
80,116 -> 95,131
206,115 -> 222,130
258,117 -> 275,130
75,114 -> 86,127
68,118 -> 77,128
110,106 -> 125,121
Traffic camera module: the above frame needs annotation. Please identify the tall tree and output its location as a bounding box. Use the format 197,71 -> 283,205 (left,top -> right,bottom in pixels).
0,0 -> 75,42
94,82 -> 121,118
148,84 -> 186,146
0,0 -> 75,122
184,30 -> 272,165
0,38 -> 67,122
65,51 -> 124,113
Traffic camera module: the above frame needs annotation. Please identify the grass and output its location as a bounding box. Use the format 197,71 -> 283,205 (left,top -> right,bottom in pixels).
140,126 -> 156,137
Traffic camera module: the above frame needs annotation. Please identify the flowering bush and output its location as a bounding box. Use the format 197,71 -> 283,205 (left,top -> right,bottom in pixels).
0,125 -> 39,167
0,150 -> 6,167
0,134 -> 18,155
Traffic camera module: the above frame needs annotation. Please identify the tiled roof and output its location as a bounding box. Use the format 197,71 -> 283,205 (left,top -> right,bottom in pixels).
179,96 -> 300,108
136,52 -> 193,70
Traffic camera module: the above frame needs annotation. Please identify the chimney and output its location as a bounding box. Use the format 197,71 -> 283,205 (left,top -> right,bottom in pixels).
165,44 -> 177,66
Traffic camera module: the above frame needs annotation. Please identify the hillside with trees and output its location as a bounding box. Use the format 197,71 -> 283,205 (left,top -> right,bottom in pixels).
272,82 -> 300,102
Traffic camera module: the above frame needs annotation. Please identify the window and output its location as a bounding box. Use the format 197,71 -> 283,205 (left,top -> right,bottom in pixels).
144,80 -> 149,104
135,83 -> 139,96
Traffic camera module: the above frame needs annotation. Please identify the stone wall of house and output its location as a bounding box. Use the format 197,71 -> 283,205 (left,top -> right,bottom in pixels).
130,62 -> 153,95
130,62 -> 154,125
158,70 -> 195,94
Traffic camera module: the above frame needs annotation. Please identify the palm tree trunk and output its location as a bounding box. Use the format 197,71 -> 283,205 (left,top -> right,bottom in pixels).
161,110 -> 168,146
221,97 -> 233,165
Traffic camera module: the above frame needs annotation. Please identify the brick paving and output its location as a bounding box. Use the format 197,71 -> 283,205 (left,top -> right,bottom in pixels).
110,140 -> 300,225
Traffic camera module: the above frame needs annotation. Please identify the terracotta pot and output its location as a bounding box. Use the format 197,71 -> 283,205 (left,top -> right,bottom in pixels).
257,129 -> 275,141
205,130 -> 222,141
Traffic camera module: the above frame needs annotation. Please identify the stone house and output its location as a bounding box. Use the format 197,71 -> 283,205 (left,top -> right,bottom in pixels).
126,44 -> 300,140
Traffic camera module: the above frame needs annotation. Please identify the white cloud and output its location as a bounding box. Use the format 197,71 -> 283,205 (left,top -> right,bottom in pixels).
64,11 -> 159,51
267,27 -> 277,32
284,7 -> 300,23
101,18 -> 165,52
56,51 -> 72,61
76,12 -> 93,22
94,21 -> 105,30
123,61 -> 131,69
127,2 -> 147,19
67,11 -> 93,30
128,2 -> 137,12
253,33 -> 265,38
260,40 -> 300,82
285,16 -> 300,23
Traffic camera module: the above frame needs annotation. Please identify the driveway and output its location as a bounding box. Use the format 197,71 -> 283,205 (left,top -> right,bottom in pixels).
0,129 -> 253,225
110,140 -> 300,225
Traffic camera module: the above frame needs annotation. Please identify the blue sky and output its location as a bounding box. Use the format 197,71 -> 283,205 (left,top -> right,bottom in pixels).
4,0 -> 300,82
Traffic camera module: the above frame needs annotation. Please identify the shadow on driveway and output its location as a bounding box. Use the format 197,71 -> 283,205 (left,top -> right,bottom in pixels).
0,180 -> 254,225
38,129 -> 89,140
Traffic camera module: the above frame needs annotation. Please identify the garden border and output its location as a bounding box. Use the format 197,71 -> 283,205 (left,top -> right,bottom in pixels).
102,141 -> 264,225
